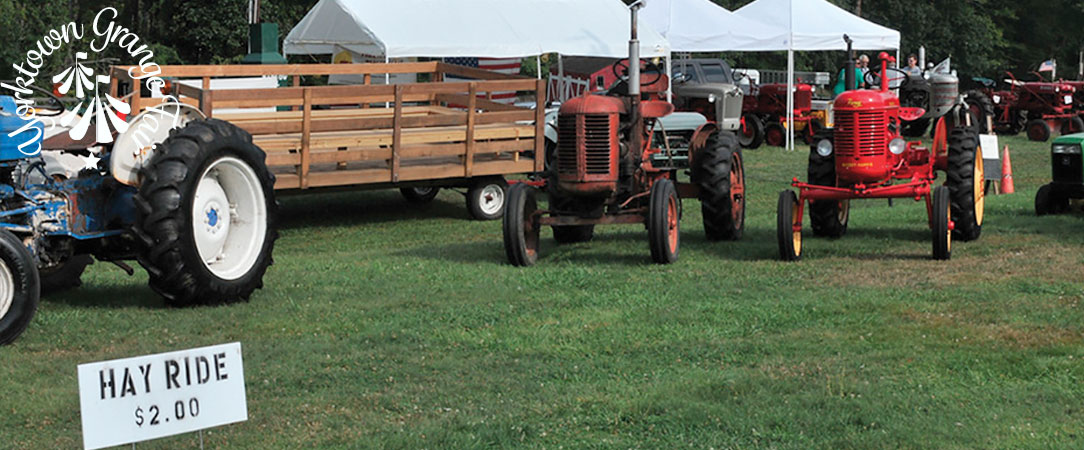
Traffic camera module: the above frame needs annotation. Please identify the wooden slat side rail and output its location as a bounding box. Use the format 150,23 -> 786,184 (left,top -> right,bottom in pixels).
464,83 -> 477,177
434,94 -> 523,112
435,62 -> 525,81
264,138 -> 534,168
391,85 -> 403,183
174,82 -> 203,101
534,79 -> 547,173
116,62 -> 444,79
300,88 -> 313,189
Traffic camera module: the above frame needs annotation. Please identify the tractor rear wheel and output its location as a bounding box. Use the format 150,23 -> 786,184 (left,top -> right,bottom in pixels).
400,187 -> 440,204
932,186 -> 952,260
502,183 -> 540,266
738,114 -> 764,149
0,230 -> 40,345
1027,119 -> 1052,141
764,121 -> 786,147
134,119 -> 278,307
466,176 -> 508,220
693,132 -> 744,240
648,178 -> 680,264
945,128 -> 984,241
807,131 -> 849,238
1061,116 -> 1084,135
1035,183 -> 1068,215
964,90 -> 995,134
776,190 -> 802,261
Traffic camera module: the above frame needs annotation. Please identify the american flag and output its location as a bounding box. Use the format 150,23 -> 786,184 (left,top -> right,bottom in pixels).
1038,60 -> 1057,72
443,57 -> 522,103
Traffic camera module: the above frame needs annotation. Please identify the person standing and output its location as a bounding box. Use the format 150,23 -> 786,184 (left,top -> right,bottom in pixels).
833,57 -> 865,96
902,54 -> 922,77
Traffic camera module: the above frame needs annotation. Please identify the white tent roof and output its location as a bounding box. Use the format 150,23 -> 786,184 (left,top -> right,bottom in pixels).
641,0 -> 788,52
284,0 -> 670,59
734,0 -> 900,51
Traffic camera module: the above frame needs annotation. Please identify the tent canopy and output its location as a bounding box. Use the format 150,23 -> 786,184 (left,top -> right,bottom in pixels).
734,0 -> 900,51
641,0 -> 788,52
284,0 -> 670,59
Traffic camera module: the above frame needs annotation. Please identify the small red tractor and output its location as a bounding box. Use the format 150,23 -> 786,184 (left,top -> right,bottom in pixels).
966,73 -> 1081,141
503,3 -> 745,265
740,81 -> 822,147
777,51 -> 985,261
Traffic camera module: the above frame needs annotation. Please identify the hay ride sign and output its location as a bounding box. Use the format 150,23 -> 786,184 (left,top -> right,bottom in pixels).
77,342 -> 248,449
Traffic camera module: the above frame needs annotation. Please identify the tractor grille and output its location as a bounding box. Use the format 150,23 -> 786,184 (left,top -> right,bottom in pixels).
1053,153 -> 1082,184
583,115 -> 612,175
835,109 -> 887,157
557,114 -> 614,176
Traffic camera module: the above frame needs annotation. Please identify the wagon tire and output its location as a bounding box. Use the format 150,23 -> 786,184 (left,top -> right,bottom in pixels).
0,229 -> 40,345
467,176 -> 508,220
400,187 -> 440,204
133,119 -> 278,307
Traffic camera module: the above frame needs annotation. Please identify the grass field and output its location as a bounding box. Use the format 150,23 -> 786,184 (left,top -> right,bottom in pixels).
2,134 -> 1083,449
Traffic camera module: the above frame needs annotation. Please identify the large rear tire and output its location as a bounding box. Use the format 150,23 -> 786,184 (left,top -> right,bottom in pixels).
134,119 -> 278,307
807,130 -> 849,238
945,128 -> 984,241
777,190 -> 802,261
964,90 -> 994,134
932,186 -> 951,260
502,183 -> 540,266
693,132 -> 744,240
0,230 -> 40,345
648,178 -> 680,264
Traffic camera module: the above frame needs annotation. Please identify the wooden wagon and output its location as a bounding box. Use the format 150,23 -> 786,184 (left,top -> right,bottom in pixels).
109,62 -> 546,220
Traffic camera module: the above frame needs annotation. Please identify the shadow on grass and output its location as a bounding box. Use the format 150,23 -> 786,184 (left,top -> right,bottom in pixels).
43,283 -> 164,309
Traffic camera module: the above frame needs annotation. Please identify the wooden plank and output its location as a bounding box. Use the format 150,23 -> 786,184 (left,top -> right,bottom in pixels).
534,78 -> 546,173
132,78 -> 143,114
392,85 -> 403,182
475,110 -> 535,125
266,138 -> 535,167
301,88 -> 313,189
267,152 -> 300,167
435,94 -> 522,112
175,83 -> 203,100
200,90 -> 213,118
308,147 -> 390,164
436,62 -> 526,81
471,159 -> 537,177
465,83 -> 477,177
117,62 -> 442,78
253,124 -> 535,151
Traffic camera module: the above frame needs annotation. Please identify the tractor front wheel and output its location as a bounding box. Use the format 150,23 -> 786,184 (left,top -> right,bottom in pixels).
764,122 -> 786,147
502,183 -> 540,266
648,178 -> 680,264
1035,183 -> 1068,215
1027,119 -> 1052,141
693,132 -> 744,240
134,119 -> 278,307
466,176 -> 508,220
738,114 -> 764,149
777,190 -> 802,261
932,186 -> 952,260
400,187 -> 440,204
945,128 -> 984,241
1061,116 -> 1084,135
0,230 -> 40,345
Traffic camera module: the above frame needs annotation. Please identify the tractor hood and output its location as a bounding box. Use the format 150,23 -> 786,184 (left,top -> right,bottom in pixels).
834,89 -> 900,111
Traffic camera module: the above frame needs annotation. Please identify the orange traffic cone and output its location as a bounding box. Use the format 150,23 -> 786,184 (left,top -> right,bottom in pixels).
1000,145 -> 1014,194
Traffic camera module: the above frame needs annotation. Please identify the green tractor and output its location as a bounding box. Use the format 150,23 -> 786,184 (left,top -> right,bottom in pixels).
1035,133 -> 1084,215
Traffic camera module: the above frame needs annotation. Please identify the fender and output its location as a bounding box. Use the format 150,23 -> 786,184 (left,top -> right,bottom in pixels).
111,102 -> 205,186
688,121 -> 719,170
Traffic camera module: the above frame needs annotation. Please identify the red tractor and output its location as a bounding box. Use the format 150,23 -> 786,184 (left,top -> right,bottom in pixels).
741,81 -> 822,147
503,4 -> 745,266
777,52 -> 985,261
966,73 -> 1081,141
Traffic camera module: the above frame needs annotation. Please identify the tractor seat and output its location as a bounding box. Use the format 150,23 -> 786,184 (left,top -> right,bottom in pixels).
898,107 -> 926,122
641,100 -> 675,119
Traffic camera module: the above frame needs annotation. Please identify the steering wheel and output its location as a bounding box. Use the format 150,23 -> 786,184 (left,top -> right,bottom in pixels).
864,67 -> 911,91
1,81 -> 66,117
612,59 -> 663,88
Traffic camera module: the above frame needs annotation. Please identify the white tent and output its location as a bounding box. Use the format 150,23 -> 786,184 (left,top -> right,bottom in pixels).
641,0 -> 788,53
734,0 -> 901,149
284,0 -> 670,59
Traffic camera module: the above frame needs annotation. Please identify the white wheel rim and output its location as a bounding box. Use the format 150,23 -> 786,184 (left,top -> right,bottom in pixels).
478,185 -> 505,216
192,156 -> 267,280
0,260 -> 15,319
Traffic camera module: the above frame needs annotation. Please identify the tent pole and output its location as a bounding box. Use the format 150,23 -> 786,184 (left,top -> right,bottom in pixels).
665,53 -> 672,102
787,49 -> 794,151
557,54 -> 564,102
536,55 -> 542,80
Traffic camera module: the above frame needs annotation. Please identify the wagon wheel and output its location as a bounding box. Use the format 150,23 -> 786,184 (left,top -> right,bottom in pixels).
401,187 -> 440,204
466,176 -> 508,220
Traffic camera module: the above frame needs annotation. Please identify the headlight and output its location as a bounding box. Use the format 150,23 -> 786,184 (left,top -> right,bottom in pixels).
1052,144 -> 1082,154
816,139 -> 833,156
888,137 -> 907,155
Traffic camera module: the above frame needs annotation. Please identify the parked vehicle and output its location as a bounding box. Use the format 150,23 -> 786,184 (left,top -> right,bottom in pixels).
1035,133 -> 1084,215
669,58 -> 749,147
777,51 -> 985,261
741,81 -> 822,147
966,73 -> 1081,141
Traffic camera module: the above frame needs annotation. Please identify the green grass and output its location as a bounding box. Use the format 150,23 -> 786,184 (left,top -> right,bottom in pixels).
3,135 -> 1083,449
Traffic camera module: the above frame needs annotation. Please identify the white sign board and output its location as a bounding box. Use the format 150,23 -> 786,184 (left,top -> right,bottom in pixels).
77,343 -> 247,450
979,134 -> 1002,180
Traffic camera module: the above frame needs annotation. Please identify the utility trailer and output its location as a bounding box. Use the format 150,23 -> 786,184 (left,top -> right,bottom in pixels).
109,62 -> 546,220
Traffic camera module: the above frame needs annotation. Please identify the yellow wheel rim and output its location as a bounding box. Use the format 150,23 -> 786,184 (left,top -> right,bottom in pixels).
792,200 -> 802,257
946,198 -> 952,253
973,150 -> 985,226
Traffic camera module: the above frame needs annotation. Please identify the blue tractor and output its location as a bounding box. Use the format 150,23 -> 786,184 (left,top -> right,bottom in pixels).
0,93 -> 277,345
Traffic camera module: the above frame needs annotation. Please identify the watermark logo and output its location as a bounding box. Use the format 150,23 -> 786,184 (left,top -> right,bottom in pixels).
2,7 -> 175,159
